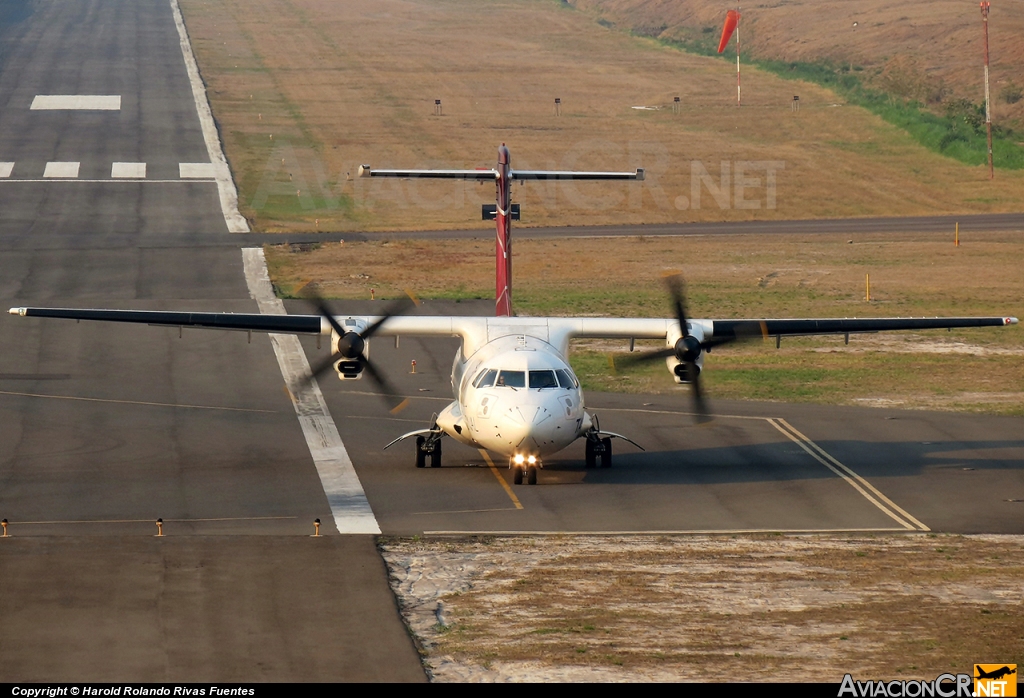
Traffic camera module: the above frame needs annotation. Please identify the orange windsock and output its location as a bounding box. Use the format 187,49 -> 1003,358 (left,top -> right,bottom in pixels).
717,10 -> 740,53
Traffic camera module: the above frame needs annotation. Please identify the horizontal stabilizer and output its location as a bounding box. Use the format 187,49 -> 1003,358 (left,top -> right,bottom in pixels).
512,168 -> 644,181
359,165 -> 497,180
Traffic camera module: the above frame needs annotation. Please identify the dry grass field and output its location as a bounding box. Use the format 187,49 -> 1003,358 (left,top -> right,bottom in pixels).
382,534 -> 1024,682
265,231 -> 1024,414
574,0 -> 1024,127
178,0 -> 1024,233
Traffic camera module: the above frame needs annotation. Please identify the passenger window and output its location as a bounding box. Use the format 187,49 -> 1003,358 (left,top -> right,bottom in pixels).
529,370 -> 558,389
473,368 -> 498,388
555,369 -> 578,389
496,370 -> 525,388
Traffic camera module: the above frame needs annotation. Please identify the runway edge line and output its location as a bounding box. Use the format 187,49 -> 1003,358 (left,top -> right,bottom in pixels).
170,0 -> 250,233
243,247 -> 380,534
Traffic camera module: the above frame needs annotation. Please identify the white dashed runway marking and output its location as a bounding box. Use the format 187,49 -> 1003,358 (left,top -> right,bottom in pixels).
111,162 -> 147,179
30,95 -> 121,110
42,162 -> 80,178
179,162 -> 216,179
0,162 -> 216,181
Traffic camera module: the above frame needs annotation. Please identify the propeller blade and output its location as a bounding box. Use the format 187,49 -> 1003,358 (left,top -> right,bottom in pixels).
688,363 -> 711,424
664,273 -> 690,337
360,355 -> 410,414
361,296 -> 415,340
702,319 -> 769,350
304,293 -> 347,338
292,350 -> 342,395
613,346 -> 676,371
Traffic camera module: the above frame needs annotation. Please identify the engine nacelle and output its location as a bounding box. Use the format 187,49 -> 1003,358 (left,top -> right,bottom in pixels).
334,358 -> 364,380
331,324 -> 369,380
666,324 -> 706,384
670,359 -> 701,384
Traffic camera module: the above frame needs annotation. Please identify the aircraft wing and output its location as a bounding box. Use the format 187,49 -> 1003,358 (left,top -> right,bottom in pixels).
8,307 -> 325,334
710,316 -> 1018,339
10,308 -> 1016,356
10,309 -> 1017,338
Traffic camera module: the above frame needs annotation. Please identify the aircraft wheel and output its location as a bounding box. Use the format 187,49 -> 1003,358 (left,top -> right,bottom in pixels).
429,439 -> 442,468
513,465 -> 524,485
600,437 -> 613,468
585,439 -> 596,469
415,436 -> 427,468
527,466 -> 538,485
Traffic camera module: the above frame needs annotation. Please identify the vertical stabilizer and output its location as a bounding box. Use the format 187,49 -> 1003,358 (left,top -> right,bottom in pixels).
495,145 -> 513,316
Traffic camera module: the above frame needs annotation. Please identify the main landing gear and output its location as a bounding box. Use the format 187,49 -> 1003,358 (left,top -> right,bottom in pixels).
585,436 -> 613,469
415,434 -> 442,468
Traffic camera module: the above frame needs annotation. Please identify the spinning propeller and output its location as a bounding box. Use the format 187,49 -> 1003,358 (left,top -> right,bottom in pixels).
616,274 -> 766,422
295,292 -> 417,414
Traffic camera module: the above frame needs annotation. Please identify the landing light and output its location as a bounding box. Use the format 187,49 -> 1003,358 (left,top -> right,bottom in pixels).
514,454 -> 525,465
527,455 -> 537,465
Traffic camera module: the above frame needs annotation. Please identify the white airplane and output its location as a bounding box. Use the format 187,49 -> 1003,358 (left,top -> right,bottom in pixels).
8,146 -> 1019,485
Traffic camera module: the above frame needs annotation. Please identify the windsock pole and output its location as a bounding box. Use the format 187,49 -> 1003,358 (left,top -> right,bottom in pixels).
736,11 -> 741,106
717,10 -> 742,106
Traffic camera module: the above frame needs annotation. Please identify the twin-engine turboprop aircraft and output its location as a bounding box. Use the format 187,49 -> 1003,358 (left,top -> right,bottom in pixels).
9,146 -> 1019,485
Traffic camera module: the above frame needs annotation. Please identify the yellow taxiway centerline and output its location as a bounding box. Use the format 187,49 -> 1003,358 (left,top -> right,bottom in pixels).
768,418 -> 929,531
479,449 -> 524,510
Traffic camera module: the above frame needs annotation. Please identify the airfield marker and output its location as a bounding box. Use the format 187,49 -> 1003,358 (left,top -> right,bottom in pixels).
411,360 -> 417,374
313,518 -> 321,537
155,518 -> 164,537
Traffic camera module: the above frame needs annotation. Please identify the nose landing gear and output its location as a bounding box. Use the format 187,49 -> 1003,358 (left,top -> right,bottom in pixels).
415,434 -> 442,468
585,436 -> 612,469
511,455 -> 540,485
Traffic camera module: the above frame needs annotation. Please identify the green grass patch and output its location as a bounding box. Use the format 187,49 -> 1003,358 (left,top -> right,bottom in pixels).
656,32 -> 1024,170
570,345 -> 1024,415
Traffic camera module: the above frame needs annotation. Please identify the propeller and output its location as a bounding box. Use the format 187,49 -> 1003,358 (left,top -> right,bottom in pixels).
616,274 -> 767,422
295,290 -> 417,414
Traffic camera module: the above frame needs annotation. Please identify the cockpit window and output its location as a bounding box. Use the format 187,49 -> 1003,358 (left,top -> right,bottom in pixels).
555,368 -> 578,389
473,368 -> 498,388
496,370 -> 525,388
529,370 -> 558,389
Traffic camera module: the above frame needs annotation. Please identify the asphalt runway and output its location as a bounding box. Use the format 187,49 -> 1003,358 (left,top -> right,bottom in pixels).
2,0 -> 1023,684
306,300 -> 1024,536
0,0 -> 424,682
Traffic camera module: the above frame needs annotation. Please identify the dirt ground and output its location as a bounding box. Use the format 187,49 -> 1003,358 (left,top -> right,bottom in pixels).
177,0 -> 1024,232
380,534 -> 1024,682
573,0 -> 1024,127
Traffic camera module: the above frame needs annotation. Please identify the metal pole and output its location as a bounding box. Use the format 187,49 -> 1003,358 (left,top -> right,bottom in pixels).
981,2 -> 994,179
736,11 -> 741,106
